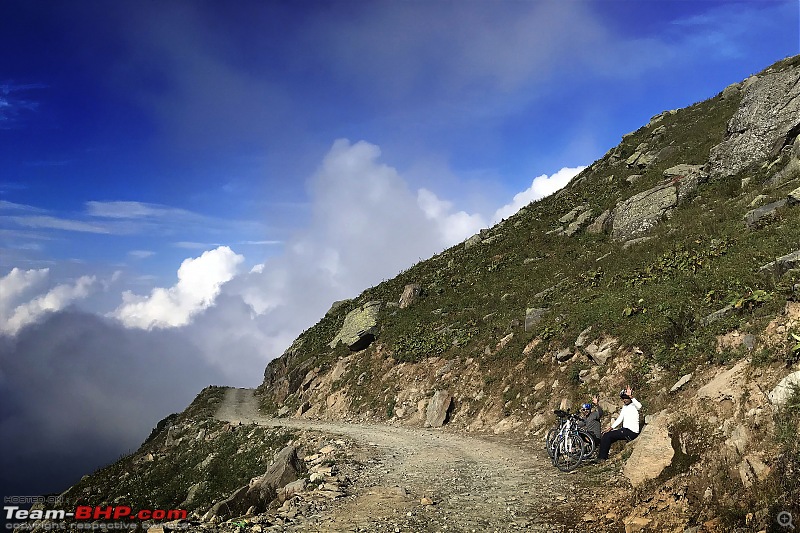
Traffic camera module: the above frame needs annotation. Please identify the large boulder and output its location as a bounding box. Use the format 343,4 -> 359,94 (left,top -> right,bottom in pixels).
623,413 -> 674,487
611,184 -> 677,241
425,390 -> 453,427
708,65 -> 800,178
329,301 -> 382,351
399,284 -> 422,309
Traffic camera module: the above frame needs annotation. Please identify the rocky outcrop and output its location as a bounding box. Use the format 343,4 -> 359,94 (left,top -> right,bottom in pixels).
609,163 -> 709,241
669,373 -> 692,393
611,184 -> 677,241
789,185 -> 800,205
738,454 -> 771,488
550,205 -> 593,236
584,337 -> 618,365
329,301 -> 382,351
708,65 -> 800,178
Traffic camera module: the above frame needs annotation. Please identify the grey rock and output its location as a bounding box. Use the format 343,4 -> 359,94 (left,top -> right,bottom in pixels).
623,236 -> 653,249
278,479 -> 306,502
611,183 -> 677,241
586,209 -> 612,234
555,348 -> 574,363
745,199 -> 787,228
721,81 -> 741,100
623,412 -> 674,487
425,390 -> 453,427
701,304 -> 734,326
181,482 -> 205,508
464,234 -> 483,248
709,66 -> 800,178
399,284 -> 422,309
559,206 -> 584,224
669,373 -> 693,393
560,209 -> 593,236
769,371 -> 800,406
759,250 -> 800,279
739,455 -> 771,488
325,299 -> 351,316
329,301 -> 382,350
662,164 -> 708,204
789,185 -> 800,205
626,150 -> 643,167
525,307 -> 548,331
585,338 -> 617,365
575,326 -> 592,348
741,334 -> 757,351
656,145 -> 679,162
545,226 -> 564,235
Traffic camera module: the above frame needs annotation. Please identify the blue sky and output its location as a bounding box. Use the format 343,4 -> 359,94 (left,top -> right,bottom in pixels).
0,0 -> 798,499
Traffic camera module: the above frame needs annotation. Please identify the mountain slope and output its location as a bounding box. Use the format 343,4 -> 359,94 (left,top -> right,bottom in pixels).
41,54 -> 800,533
255,54 -> 800,529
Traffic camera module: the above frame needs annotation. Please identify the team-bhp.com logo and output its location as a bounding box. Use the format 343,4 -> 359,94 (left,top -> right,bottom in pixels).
5,505 -> 187,521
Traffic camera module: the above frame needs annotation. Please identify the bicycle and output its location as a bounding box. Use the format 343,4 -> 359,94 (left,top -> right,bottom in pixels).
546,409 -> 595,471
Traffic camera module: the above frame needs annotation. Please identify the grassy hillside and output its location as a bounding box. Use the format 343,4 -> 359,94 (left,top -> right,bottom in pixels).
259,55 -> 800,418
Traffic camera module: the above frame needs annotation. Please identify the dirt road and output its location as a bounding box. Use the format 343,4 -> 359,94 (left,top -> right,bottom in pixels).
216,388 -> 582,532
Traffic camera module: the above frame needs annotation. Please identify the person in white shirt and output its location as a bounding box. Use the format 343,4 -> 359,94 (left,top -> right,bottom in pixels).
597,385 -> 642,461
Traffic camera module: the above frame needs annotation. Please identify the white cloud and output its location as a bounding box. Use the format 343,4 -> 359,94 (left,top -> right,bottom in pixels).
0,267 -> 49,310
128,250 -> 155,259
10,215 -> 115,234
86,200 -> 198,220
492,166 -> 586,223
0,268 -> 96,336
417,188 -> 486,244
112,246 -> 244,329
174,241 -> 220,249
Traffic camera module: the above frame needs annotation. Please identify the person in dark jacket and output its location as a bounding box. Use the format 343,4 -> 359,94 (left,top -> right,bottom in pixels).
576,394 -> 603,444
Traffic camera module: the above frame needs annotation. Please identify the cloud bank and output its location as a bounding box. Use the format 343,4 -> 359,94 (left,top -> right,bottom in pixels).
0,268 -> 96,335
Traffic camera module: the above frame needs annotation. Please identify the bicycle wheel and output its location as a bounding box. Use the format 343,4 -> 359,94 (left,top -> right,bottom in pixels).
553,434 -> 585,472
578,430 -> 596,459
545,426 -> 559,459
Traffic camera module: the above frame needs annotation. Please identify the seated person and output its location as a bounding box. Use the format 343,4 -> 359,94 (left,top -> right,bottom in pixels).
576,394 -> 603,446
597,386 -> 641,461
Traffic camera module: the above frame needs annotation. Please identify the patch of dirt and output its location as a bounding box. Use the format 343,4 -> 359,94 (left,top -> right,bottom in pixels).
215,388 -> 606,532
